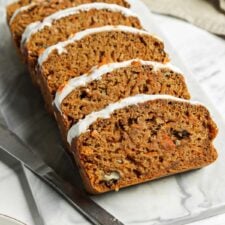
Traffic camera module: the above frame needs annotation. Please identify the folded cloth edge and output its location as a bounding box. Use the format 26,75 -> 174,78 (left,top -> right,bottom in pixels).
142,0 -> 225,36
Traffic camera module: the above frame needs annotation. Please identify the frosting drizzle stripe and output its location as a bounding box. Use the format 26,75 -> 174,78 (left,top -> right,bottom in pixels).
10,3 -> 36,24
67,94 -> 201,145
38,25 -> 162,66
54,59 -> 183,112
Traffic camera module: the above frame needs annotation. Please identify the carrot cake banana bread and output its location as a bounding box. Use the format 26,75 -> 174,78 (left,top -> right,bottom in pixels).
38,25 -> 169,112
8,0 -> 130,51
54,59 -> 190,145
6,1 -> 219,195
21,3 -> 142,85
67,94 -> 218,194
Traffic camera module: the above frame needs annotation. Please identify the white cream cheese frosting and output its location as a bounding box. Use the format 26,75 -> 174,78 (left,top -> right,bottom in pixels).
67,94 -> 201,145
21,3 -> 138,46
38,25 -> 162,66
54,59 -> 183,112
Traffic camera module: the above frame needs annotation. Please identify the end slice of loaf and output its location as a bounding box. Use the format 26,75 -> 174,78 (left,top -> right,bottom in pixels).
38,26 -> 169,113
68,94 -> 218,194
54,59 -> 190,146
6,0 -> 43,22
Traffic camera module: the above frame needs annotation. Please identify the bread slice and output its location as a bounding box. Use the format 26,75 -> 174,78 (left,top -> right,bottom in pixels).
54,59 -> 190,146
21,3 -> 142,85
67,94 -> 218,194
6,0 -> 43,22
8,0 -> 130,51
38,26 -> 169,113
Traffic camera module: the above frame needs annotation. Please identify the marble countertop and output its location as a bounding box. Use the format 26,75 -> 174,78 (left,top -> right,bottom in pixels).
0,5 -> 225,225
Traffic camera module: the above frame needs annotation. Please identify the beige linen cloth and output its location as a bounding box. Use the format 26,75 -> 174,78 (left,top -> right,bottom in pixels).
142,0 -> 225,36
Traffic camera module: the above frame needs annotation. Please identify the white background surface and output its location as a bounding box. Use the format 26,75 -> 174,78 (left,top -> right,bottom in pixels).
0,3 -> 225,225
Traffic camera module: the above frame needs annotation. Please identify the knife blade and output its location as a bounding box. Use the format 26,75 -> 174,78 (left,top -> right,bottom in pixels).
0,123 -> 124,225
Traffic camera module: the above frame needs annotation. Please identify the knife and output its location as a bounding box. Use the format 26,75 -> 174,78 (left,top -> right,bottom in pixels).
0,123 -> 124,225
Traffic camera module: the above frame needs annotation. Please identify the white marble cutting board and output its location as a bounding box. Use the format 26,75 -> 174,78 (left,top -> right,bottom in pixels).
0,0 -> 225,225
